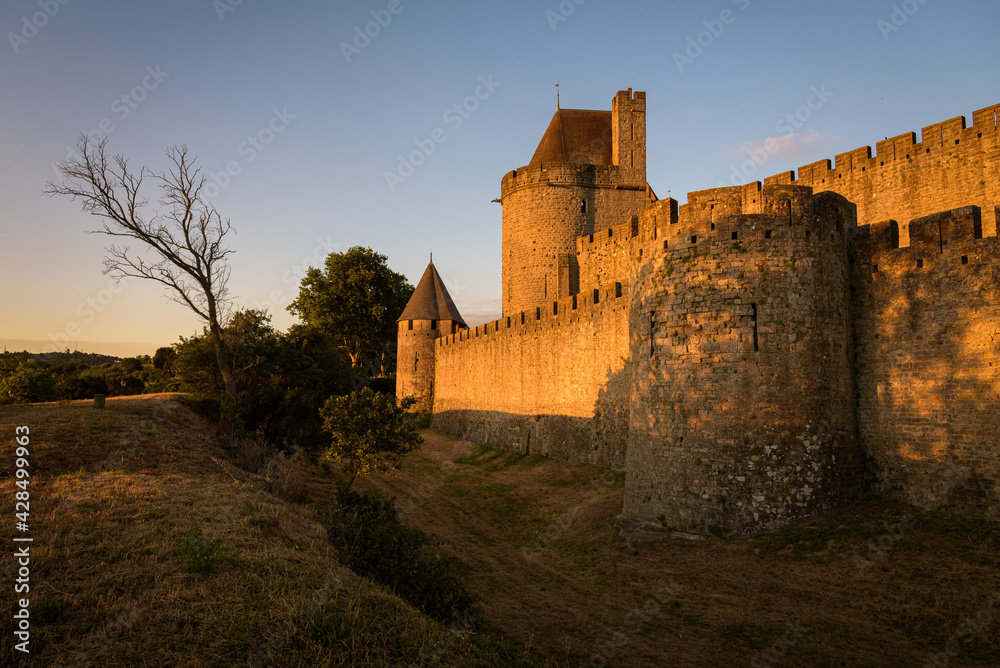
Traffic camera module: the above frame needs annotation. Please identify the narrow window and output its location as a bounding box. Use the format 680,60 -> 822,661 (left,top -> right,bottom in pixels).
751,303 -> 759,352
431,319 -> 437,331
593,288 -> 600,304
589,233 -> 594,243
786,200 -> 792,224
507,316 -> 511,328
691,235 -> 697,244
536,307 -> 541,320
553,301 -> 559,315
608,228 -> 613,238
572,295 -> 578,310
663,240 -> 669,250
961,256 -> 969,265
639,248 -> 643,258
765,230 -> 773,239
520,312 -> 525,325
916,259 -> 924,268
581,199 -> 587,213
711,222 -> 715,231
649,312 -> 655,359
731,231 -> 738,241
408,320 -> 413,331
615,282 -> 622,298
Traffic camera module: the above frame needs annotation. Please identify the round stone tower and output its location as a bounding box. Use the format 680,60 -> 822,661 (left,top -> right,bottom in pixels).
499,89 -> 651,316
624,184 -> 865,537
395,258 -> 467,412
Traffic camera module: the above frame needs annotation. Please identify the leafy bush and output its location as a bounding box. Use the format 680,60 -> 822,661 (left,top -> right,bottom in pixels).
318,491 -> 475,622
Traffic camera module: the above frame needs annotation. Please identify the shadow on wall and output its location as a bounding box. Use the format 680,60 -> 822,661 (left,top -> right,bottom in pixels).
851,209 -> 1000,518
432,361 -> 632,471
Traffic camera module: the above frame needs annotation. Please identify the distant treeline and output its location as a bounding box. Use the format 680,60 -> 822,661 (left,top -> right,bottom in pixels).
0,349 -> 173,405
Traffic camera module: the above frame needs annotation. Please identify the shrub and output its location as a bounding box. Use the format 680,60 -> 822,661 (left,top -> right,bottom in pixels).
317,491 -> 475,622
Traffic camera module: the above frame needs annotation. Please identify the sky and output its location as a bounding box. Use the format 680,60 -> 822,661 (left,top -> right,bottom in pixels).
1,0 -> 998,357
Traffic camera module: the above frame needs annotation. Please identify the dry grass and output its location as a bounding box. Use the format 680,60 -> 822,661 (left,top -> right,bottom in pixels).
0,396 -> 540,667
356,431 -> 1000,667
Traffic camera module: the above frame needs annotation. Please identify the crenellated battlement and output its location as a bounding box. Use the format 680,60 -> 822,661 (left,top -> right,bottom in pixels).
765,103 -> 1000,186
500,162 -> 645,198
437,278 -> 629,350
865,206 -> 998,268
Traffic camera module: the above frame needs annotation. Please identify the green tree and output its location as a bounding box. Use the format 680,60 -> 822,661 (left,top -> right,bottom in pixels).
0,364 -> 59,405
288,247 -> 413,376
319,388 -> 422,493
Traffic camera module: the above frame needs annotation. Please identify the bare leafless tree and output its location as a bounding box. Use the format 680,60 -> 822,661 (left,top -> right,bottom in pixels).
45,135 -> 237,394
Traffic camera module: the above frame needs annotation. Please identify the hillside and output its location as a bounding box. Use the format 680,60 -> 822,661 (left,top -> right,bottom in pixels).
0,395 -> 536,667
3,395 -> 999,666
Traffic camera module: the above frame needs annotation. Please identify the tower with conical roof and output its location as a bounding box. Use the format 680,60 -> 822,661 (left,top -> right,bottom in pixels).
396,257 -> 467,412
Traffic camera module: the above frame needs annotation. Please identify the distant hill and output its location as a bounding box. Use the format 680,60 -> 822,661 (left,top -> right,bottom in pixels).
1,350 -> 123,367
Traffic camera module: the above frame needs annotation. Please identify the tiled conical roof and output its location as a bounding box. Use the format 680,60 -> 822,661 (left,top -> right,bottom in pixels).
397,259 -> 467,326
529,109 -> 613,166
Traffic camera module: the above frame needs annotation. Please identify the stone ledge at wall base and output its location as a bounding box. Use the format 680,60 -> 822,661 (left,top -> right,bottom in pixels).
431,409 -> 628,472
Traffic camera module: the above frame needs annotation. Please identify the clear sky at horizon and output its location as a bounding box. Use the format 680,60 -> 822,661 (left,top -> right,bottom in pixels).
2,0 -> 998,357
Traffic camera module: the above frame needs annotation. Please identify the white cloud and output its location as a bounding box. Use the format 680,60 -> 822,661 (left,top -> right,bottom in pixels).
729,129 -> 841,162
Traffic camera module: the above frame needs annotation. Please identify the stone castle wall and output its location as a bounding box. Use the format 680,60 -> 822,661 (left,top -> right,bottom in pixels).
432,280 -> 632,470
851,207 -> 1000,519
764,103 -> 1000,244
405,97 -> 1000,535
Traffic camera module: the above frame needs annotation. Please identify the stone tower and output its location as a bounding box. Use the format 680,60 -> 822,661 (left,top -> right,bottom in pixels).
395,258 -> 467,412
625,184 -> 864,536
499,89 -> 651,316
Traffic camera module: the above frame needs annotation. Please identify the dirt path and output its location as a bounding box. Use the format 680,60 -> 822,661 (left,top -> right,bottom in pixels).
350,430 -> 1000,667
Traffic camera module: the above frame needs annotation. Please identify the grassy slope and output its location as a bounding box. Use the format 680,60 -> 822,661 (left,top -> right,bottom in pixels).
358,432 -> 1000,667
0,396 -> 538,667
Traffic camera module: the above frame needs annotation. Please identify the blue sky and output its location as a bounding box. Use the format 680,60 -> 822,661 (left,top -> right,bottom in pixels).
2,0 -> 998,356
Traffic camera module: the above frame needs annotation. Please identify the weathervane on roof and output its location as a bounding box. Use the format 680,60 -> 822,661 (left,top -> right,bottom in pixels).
556,81 -> 560,110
